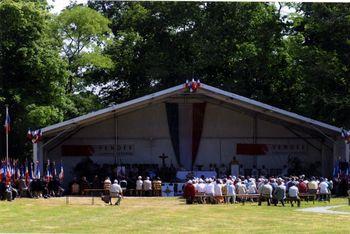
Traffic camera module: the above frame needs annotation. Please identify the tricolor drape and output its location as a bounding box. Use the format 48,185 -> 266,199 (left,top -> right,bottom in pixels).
166,102 -> 206,169
165,103 -> 180,164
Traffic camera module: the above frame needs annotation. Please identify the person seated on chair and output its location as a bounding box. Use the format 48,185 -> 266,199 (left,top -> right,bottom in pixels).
273,178 -> 286,206
109,180 -> 123,206
288,182 -> 301,207
18,176 -> 29,197
205,179 -> 215,204
184,180 -> 196,204
307,177 -> 318,194
298,179 -> 308,194
258,179 -> 272,206
214,179 -> 223,204
318,178 -> 329,201
226,181 -> 236,204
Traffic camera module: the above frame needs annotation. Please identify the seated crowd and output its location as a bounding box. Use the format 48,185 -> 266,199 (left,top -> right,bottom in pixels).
69,175 -> 163,197
0,176 -> 64,201
183,175 -> 333,206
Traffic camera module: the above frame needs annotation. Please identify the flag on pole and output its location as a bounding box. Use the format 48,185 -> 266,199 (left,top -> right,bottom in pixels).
0,163 -> 5,181
29,162 -> 34,179
4,108 -> 10,133
59,162 -> 64,181
35,161 -> 40,179
25,161 -> 30,183
46,160 -> 51,181
6,165 -> 11,185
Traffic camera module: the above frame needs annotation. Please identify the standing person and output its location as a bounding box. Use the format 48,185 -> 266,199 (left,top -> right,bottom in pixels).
251,165 -> 258,178
143,177 -> 152,196
136,176 -> 143,196
80,176 -> 90,195
103,177 -> 111,195
109,180 -> 123,206
152,177 -> 162,196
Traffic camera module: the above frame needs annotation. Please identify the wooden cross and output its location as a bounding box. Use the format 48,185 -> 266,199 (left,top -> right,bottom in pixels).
159,153 -> 168,167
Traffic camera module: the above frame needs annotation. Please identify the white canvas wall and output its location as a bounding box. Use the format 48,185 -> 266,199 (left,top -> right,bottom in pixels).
46,101 -> 333,183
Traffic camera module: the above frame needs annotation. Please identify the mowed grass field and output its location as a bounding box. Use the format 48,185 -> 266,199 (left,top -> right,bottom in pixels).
0,197 -> 349,233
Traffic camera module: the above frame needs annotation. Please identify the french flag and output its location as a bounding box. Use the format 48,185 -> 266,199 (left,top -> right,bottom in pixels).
46,160 -> 51,181
35,161 -> 41,179
4,109 -> 10,133
59,162 -> 64,181
0,164 -> 4,181
6,165 -> 11,184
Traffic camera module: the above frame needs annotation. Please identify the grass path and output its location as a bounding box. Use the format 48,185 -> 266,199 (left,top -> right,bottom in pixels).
0,197 -> 349,233
298,205 -> 350,215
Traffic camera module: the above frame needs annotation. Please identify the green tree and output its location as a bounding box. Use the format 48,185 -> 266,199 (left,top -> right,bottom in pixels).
88,2 -> 289,108
0,0 -> 69,158
287,3 -> 350,127
54,5 -> 113,93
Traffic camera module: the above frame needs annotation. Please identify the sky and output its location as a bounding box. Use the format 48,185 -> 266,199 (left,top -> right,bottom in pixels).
48,0 -> 88,14
49,1 -> 294,15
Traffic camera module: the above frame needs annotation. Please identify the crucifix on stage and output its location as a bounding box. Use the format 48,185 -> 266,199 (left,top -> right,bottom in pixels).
159,153 -> 168,168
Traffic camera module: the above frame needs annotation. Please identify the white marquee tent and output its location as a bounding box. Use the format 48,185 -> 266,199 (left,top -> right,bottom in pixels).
33,83 -> 349,181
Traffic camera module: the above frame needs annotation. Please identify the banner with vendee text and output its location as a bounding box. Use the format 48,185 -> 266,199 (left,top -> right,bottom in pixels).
61,144 -> 135,157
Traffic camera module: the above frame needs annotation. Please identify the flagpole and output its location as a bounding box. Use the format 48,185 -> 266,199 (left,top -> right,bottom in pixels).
5,104 -> 8,164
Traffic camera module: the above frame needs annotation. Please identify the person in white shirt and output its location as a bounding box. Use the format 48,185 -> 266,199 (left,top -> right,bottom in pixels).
143,177 -> 152,196
205,179 -> 215,204
307,177 -> 318,194
318,178 -> 329,201
197,179 -> 206,194
109,180 -> 123,205
288,183 -> 300,207
236,180 -> 247,195
247,178 -> 257,194
214,180 -> 223,204
258,180 -> 273,206
136,176 -> 143,196
214,180 -> 223,196
226,181 -> 236,204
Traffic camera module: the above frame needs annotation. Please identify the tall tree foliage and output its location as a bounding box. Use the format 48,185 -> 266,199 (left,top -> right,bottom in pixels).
54,5 -> 113,93
88,2 -> 290,108
0,0 -> 68,157
287,3 -> 350,127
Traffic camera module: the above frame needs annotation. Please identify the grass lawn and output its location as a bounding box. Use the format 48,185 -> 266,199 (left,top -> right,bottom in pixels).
0,197 -> 349,233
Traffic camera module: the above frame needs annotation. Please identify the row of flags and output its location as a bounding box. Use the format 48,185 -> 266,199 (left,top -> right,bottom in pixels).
0,159 -> 64,184
3,107 -> 42,143
341,129 -> 350,144
332,160 -> 349,178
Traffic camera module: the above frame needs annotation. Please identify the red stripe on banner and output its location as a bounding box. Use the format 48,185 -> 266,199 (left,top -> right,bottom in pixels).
236,144 -> 269,155
192,103 -> 206,168
62,145 -> 94,156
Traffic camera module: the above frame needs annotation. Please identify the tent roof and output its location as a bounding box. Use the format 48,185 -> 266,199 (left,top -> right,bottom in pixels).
41,83 -> 342,137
